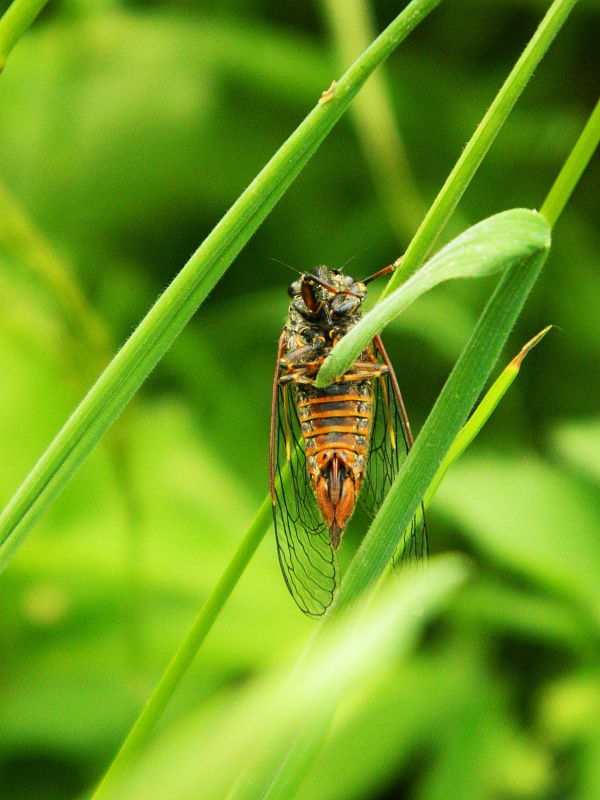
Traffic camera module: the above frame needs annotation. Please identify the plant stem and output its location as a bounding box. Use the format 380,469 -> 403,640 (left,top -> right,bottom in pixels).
0,0 -> 49,70
382,0 -> 578,295
540,95 -> 600,227
336,93 -> 600,616
91,495 -> 272,800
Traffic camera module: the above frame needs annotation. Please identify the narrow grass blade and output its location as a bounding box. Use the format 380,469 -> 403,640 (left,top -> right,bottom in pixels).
316,208 -> 550,386
92,442 -> 306,799
540,94 -> 600,227
336,246 -> 551,613
0,0 -> 444,573
424,325 -> 553,507
226,710 -> 332,800
270,79 -> 600,793
0,0 -> 49,70
382,0 -> 578,293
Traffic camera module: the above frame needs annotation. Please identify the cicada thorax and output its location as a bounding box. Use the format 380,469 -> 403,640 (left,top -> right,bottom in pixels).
295,375 -> 373,548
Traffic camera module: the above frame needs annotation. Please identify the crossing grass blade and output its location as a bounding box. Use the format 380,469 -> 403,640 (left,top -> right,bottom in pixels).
96,556 -> 469,800
316,208 -> 550,387
335,244 -> 551,614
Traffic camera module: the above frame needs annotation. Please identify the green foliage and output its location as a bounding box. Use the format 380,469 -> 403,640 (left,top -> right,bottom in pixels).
0,2 -> 598,800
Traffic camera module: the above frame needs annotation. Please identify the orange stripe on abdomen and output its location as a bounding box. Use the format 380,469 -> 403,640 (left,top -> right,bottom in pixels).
297,384 -> 373,453
297,393 -> 369,407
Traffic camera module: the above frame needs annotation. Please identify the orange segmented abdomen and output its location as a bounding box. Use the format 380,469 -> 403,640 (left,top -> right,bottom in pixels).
296,381 -> 374,547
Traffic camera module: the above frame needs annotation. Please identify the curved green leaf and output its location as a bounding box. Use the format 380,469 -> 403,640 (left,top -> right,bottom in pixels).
316,208 -> 551,387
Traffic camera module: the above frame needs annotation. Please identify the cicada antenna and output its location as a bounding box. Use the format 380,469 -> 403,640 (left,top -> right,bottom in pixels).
270,257 -> 303,275
338,247 -> 370,273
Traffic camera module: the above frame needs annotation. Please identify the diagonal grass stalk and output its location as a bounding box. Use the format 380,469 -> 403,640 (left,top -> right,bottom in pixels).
0,0 -> 50,70
381,0 -> 578,293
90,496 -> 273,800
335,248 -> 551,612
335,88 -> 600,612
389,325 -> 554,567
0,0 -> 444,574
252,247 -> 551,800
101,556 -> 469,800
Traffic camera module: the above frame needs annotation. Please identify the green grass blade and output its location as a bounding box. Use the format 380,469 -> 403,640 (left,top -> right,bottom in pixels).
540,94 -> 600,227
0,0 -> 49,70
335,245 -> 551,613
382,0 -> 578,293
423,325 -> 553,508
0,0 -> 444,573
226,710 -> 333,800
93,444 -> 302,800
316,208 -> 550,386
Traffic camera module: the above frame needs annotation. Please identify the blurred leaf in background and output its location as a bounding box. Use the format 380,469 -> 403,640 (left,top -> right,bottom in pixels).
0,1 -> 598,798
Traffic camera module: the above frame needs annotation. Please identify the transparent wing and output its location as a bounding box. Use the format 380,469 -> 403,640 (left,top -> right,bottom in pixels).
360,347 -> 428,565
271,381 -> 338,617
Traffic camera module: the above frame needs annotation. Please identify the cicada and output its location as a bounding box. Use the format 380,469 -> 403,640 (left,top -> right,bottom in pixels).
270,264 -> 427,616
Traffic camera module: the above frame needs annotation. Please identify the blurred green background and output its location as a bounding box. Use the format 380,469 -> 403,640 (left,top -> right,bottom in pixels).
0,1 -> 598,798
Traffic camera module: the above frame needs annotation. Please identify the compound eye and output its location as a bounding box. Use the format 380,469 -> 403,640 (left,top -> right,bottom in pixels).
287,280 -> 300,298
343,274 -> 354,285
331,293 -> 360,316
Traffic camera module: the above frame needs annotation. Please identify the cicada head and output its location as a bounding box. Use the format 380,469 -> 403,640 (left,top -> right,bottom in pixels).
287,265 -> 367,321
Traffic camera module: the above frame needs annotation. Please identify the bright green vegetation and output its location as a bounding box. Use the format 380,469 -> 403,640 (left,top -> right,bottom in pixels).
0,2 -> 598,800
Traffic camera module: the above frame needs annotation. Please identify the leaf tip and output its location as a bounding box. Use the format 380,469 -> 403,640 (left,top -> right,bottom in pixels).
509,324 -> 554,370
